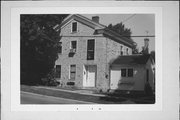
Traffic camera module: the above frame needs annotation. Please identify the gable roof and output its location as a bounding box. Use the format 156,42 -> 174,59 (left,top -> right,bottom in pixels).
61,14 -> 106,30
60,14 -> 135,47
111,54 -> 152,65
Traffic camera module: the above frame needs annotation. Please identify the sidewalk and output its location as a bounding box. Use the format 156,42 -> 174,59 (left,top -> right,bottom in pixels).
35,86 -> 106,97
21,85 -> 119,104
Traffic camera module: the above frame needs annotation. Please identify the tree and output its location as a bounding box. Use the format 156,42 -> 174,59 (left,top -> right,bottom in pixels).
20,14 -> 68,85
107,22 -> 138,54
132,43 -> 139,54
150,51 -> 155,62
107,22 -> 132,39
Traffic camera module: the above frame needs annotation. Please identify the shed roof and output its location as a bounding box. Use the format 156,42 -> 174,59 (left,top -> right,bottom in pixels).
111,54 -> 152,65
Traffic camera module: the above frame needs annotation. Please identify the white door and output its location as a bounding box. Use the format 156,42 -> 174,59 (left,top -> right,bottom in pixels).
83,65 -> 96,87
110,69 -> 121,89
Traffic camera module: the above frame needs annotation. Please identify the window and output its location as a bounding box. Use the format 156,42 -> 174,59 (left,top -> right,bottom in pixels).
72,22 -> 77,32
70,41 -> 77,53
70,65 -> 76,80
146,69 -> 149,82
121,69 -> 126,77
128,69 -> 133,77
126,48 -> 129,55
57,42 -> 62,54
87,39 -> 95,60
120,46 -> 123,55
121,68 -> 133,77
55,65 -> 61,78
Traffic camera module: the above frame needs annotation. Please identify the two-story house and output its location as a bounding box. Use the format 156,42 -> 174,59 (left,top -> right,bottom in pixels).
55,14 -> 134,92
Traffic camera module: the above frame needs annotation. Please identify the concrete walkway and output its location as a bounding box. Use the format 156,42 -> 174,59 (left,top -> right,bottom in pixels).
35,86 -> 106,97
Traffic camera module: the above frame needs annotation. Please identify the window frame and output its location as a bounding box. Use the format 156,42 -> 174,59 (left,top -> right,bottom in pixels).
127,68 -> 133,77
55,65 -> 61,78
69,64 -> 76,80
121,68 -> 134,77
70,40 -> 77,52
71,21 -> 78,33
120,45 -> 123,55
126,48 -> 129,55
87,39 -> 95,60
121,68 -> 126,77
57,42 -> 62,54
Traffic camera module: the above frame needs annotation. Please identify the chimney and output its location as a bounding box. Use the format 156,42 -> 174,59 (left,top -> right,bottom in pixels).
143,38 -> 149,54
92,16 -> 99,23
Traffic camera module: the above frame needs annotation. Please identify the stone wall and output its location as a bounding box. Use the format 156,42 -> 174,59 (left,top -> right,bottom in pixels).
55,19 -> 133,92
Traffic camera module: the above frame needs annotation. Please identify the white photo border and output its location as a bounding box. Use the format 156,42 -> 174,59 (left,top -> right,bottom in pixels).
10,6 -> 162,111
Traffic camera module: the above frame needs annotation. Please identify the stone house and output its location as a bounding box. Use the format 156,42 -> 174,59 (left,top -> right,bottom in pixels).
55,14 -> 134,92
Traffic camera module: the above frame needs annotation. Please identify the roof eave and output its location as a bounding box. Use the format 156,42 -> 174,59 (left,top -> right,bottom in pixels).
60,14 -> 105,30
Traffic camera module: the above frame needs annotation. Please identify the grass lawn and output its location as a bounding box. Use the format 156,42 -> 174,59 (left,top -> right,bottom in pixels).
21,85 -> 155,104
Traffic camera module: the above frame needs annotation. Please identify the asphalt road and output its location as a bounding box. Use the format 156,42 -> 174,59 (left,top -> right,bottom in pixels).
21,92 -> 95,104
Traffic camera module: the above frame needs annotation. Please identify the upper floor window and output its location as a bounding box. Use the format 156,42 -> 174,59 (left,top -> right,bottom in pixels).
57,42 -> 62,54
72,22 -> 77,32
120,46 -> 123,55
70,41 -> 77,53
126,48 -> 129,55
87,39 -> 95,60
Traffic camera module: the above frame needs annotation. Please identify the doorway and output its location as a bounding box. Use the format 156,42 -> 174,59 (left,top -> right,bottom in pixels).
83,65 -> 96,87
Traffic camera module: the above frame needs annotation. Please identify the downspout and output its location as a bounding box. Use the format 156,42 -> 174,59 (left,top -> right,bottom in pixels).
106,37 -> 110,90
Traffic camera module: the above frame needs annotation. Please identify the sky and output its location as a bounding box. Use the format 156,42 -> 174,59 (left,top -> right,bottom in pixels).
83,14 -> 155,52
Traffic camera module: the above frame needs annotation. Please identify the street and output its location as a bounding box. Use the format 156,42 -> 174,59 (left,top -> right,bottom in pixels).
21,91 -> 95,104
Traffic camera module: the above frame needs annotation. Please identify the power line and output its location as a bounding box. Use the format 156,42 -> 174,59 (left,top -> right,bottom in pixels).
60,35 -> 155,38
122,14 -> 136,23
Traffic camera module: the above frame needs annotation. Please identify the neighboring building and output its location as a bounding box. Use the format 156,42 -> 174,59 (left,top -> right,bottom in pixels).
110,54 -> 155,92
55,14 -> 134,92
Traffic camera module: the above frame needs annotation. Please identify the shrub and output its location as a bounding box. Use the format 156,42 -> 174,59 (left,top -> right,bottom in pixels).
41,69 -> 60,86
144,82 -> 153,96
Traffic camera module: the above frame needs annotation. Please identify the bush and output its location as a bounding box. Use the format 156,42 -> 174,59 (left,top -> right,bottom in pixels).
41,69 -> 60,86
144,82 -> 153,96
66,82 -> 75,85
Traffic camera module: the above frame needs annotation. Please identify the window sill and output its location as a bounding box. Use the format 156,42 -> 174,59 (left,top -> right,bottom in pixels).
71,31 -> 78,34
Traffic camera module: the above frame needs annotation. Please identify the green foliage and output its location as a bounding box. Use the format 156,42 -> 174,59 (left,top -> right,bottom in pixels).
132,43 -> 139,54
20,14 -> 68,85
144,82 -> 153,96
107,22 -> 138,54
41,69 -> 60,86
107,22 -> 132,39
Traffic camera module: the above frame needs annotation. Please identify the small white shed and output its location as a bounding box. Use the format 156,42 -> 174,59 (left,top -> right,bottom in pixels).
110,54 -> 154,92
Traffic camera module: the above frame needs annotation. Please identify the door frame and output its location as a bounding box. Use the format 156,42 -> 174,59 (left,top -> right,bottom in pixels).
83,65 -> 97,88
